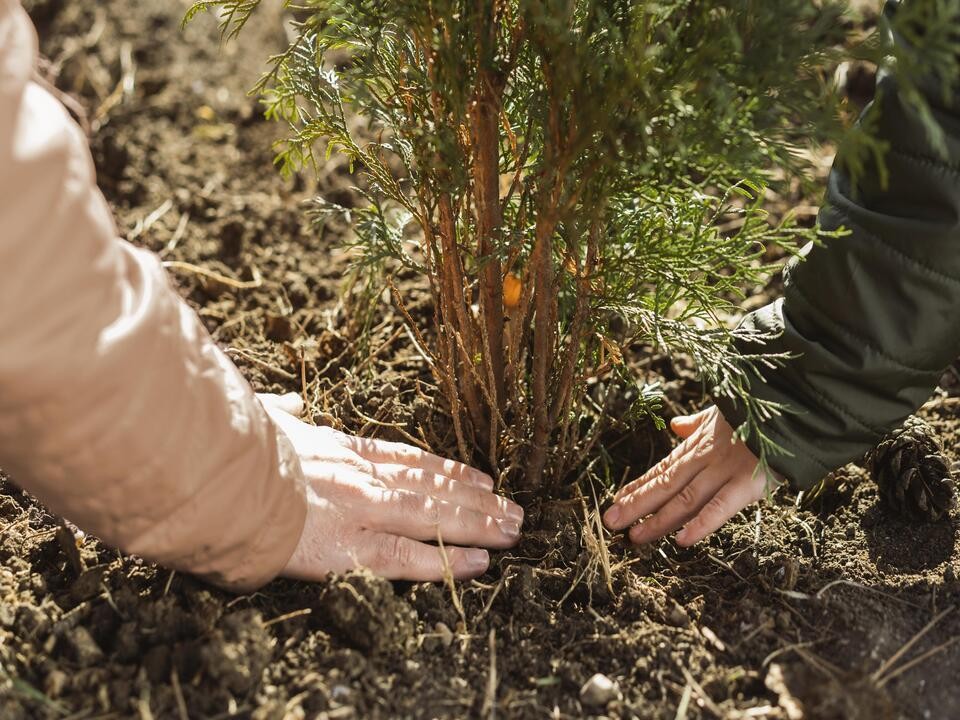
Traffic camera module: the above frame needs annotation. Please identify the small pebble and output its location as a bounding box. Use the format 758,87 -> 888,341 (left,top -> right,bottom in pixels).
579,673 -> 621,708
667,604 -> 689,628
331,684 -> 352,703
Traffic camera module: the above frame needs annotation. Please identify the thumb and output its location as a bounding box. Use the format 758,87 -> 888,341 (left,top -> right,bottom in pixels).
257,392 -> 305,417
670,407 -> 713,439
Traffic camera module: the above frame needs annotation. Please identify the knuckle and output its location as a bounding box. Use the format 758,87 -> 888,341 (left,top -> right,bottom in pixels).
394,537 -> 415,568
676,483 -> 698,509
400,491 -> 438,526
618,479 -> 640,497
439,458 -> 459,475
703,494 -> 727,518
371,534 -> 396,569
619,488 -> 641,512
375,534 -> 412,570
653,469 -> 675,491
455,508 -> 473,531
652,455 -> 673,476
379,439 -> 418,464
342,455 -> 374,476
470,488 -> 496,515
389,466 -> 415,486
335,480 -> 369,506
422,473 -> 447,497
397,490 -> 421,516
486,494 -> 507,518
695,435 -> 715,457
425,470 -> 451,493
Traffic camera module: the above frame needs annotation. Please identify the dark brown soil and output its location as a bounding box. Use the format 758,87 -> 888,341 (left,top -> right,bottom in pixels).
2,2 -> 958,719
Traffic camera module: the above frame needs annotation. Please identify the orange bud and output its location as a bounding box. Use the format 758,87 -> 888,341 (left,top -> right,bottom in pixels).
504,272 -> 522,309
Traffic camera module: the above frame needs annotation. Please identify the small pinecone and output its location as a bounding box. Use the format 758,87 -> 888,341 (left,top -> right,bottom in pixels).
865,416 -> 957,521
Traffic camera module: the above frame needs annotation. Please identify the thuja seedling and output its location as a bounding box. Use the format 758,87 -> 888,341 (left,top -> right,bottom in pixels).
188,0 -> 905,492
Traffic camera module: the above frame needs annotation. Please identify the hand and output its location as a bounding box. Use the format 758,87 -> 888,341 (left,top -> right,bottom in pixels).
258,393 -> 523,582
602,406 -> 781,546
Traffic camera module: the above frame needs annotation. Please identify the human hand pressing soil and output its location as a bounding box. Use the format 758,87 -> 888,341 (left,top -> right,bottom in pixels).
258,393 -> 522,582
603,406 -> 782,546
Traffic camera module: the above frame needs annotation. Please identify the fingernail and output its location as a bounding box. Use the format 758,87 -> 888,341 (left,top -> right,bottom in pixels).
603,505 -> 621,528
465,548 -> 489,572
504,501 -> 524,523
497,519 -> 521,538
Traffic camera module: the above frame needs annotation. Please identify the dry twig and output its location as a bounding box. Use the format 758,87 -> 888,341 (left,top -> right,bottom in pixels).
482,629 -> 498,720
163,260 -> 263,289
171,668 -> 189,720
872,606 -> 955,686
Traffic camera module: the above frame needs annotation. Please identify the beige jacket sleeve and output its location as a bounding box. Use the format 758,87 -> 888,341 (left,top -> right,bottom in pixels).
0,0 -> 307,591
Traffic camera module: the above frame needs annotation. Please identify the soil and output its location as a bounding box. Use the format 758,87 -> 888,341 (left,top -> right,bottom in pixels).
3,2 -> 959,719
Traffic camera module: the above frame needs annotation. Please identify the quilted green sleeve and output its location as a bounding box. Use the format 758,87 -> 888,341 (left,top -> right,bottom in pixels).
716,1 -> 960,489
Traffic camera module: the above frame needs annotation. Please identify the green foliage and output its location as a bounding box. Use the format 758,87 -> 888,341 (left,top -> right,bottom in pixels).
182,1 -> 263,39
186,0 -> 929,487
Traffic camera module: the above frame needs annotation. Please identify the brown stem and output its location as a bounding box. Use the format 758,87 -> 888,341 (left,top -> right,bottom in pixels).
470,70 -> 507,416
523,77 -> 567,489
549,222 -> 598,427
441,328 -> 471,463
437,195 -> 488,445
526,205 -> 559,490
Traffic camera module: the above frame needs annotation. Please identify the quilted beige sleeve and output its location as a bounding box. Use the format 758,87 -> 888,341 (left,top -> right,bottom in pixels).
0,0 -> 307,591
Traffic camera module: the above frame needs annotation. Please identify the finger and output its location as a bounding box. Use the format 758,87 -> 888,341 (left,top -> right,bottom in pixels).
371,464 -> 523,522
357,531 -> 490,581
338,435 -> 494,490
627,468 -> 728,545
675,472 -> 767,547
364,487 -> 520,549
604,439 -> 708,530
670,407 -> 712,439
613,429 -> 707,504
257,392 -> 305,417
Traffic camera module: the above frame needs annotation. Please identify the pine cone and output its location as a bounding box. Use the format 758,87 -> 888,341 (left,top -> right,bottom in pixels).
865,416 -> 957,521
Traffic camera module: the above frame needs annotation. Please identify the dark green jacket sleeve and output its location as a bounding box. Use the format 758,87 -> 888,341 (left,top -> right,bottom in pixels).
716,2 -> 960,490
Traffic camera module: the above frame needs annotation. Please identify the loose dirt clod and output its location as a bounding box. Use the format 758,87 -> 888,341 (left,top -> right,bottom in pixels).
61,625 -> 103,667
199,609 -> 272,695
317,571 -> 417,655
